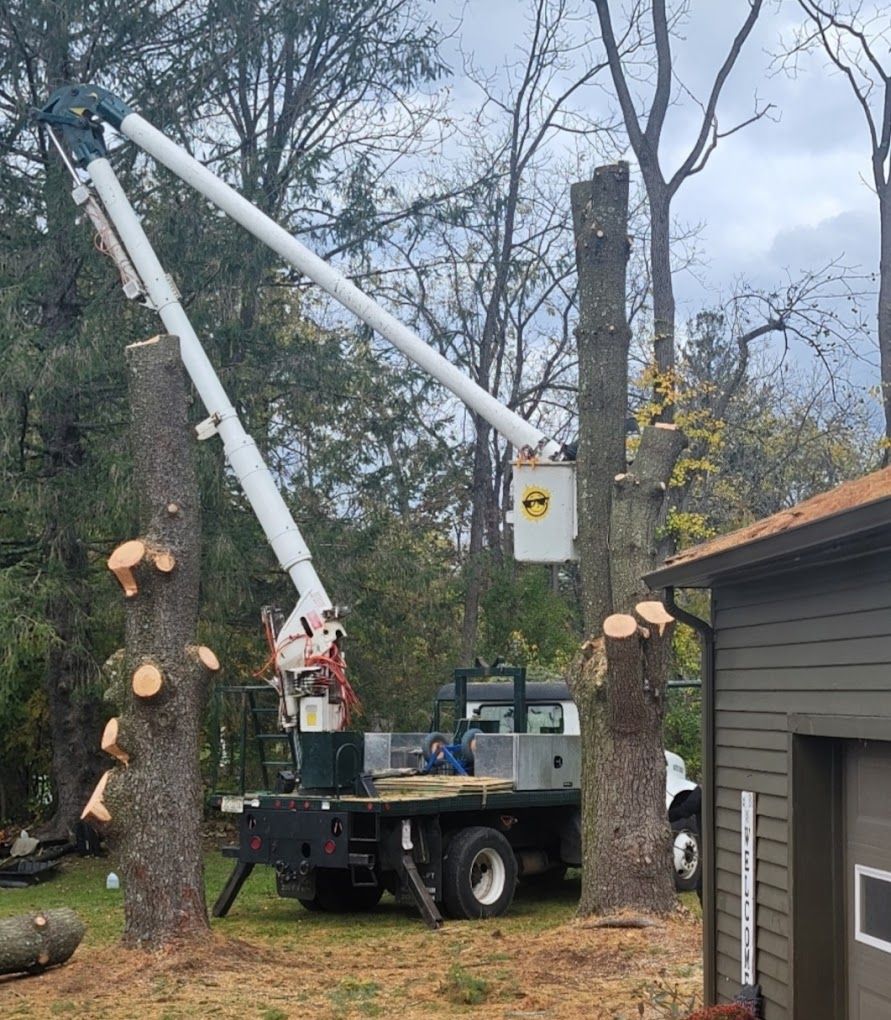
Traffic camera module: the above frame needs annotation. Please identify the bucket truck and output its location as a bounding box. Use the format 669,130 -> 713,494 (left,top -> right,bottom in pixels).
37,86 -> 697,926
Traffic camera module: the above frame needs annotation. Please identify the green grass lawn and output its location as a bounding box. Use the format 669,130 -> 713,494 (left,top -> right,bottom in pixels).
0,849 -> 593,947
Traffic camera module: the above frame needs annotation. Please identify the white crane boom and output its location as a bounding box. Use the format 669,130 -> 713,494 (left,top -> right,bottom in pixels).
36,84 -> 577,733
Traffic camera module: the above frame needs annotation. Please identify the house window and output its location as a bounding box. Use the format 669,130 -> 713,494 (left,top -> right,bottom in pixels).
855,864 -> 891,953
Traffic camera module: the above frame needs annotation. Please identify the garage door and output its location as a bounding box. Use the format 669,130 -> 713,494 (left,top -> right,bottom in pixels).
847,741 -> 891,1019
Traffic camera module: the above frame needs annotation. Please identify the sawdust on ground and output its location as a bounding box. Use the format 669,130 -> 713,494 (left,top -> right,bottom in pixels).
0,907 -> 701,1020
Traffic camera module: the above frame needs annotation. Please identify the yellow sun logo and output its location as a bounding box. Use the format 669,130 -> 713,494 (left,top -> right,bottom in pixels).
520,486 -> 551,521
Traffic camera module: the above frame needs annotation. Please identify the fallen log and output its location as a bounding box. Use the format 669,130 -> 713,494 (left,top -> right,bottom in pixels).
0,908 -> 85,975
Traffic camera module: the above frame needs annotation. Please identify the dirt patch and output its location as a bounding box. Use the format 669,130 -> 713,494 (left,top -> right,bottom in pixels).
0,908 -> 701,1019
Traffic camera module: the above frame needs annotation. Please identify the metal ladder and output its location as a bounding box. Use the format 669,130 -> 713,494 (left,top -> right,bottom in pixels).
217,684 -> 298,793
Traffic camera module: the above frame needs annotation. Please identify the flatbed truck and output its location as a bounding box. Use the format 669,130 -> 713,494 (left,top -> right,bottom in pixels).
211,671 -> 701,927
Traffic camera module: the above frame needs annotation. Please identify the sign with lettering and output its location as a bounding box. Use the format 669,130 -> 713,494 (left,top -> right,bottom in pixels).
741,790 -> 756,984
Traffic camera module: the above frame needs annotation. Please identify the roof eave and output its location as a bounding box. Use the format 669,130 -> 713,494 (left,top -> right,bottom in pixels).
645,496 -> 891,590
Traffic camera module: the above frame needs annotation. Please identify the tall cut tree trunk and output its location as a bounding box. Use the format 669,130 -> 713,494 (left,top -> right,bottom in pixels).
568,164 -> 683,916
879,190 -> 891,461
101,334 -> 212,946
572,165 -> 632,632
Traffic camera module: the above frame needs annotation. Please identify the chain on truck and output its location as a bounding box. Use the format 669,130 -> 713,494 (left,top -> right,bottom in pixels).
37,85 -> 702,928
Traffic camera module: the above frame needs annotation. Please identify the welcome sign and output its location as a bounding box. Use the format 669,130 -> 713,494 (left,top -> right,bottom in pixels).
741,790 -> 756,985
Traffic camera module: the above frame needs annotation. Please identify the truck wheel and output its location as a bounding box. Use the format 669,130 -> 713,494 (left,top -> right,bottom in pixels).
301,869 -> 383,913
442,826 -> 517,919
672,815 -> 702,893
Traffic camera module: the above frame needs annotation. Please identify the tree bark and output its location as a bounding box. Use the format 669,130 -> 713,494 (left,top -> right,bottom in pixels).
102,334 -> 211,947
571,164 -> 632,634
879,188 -> 891,460
0,909 -> 85,975
569,165 -> 683,916
649,191 -> 676,414
569,610 -> 677,916
610,423 -> 686,610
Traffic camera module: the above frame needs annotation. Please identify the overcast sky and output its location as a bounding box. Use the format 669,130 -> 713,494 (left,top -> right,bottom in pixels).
429,0 -> 883,386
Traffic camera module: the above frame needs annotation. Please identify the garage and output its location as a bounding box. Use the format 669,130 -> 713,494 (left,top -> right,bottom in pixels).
645,466 -> 891,1019
847,740 -> 891,1020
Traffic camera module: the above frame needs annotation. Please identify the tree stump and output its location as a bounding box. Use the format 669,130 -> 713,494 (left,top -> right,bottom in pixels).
568,605 -> 678,916
102,334 -> 212,947
0,909 -> 85,975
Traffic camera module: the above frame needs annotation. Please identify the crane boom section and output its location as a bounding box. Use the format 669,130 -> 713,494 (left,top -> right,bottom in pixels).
119,113 -> 560,459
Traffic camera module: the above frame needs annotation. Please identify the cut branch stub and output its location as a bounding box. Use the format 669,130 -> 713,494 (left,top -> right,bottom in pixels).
149,549 -> 176,574
603,613 -> 639,640
189,645 -> 220,672
602,613 -> 648,734
107,540 -> 146,598
81,770 -> 112,825
101,717 -> 129,765
636,601 -> 675,701
132,662 -> 164,699
634,600 -> 675,637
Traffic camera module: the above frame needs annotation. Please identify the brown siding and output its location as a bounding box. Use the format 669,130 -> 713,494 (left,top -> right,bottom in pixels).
711,550 -> 891,1018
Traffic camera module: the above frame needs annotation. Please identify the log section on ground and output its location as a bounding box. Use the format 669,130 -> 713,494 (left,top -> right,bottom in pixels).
0,909 -> 86,975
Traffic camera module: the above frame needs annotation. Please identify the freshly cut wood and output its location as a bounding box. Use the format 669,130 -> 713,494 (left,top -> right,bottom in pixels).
150,550 -> 176,573
189,645 -> 220,672
107,540 -> 146,598
634,601 -> 674,637
602,613 -> 638,639
81,770 -> 112,824
132,662 -> 163,699
0,908 -> 85,976
101,717 -> 129,765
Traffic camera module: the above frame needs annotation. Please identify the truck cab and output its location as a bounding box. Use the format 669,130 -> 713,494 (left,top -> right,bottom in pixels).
432,678 -> 702,891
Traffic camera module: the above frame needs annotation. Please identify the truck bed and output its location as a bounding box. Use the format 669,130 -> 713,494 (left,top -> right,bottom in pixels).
221,775 -> 579,817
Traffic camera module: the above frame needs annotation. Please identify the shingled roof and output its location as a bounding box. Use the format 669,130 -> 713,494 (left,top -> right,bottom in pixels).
645,466 -> 891,589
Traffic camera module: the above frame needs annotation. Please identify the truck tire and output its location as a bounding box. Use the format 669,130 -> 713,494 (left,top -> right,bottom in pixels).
442,826 -> 517,919
671,815 -> 702,893
299,869 -> 383,913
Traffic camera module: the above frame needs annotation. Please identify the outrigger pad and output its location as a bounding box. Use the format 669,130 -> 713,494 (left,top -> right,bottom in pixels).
401,852 -> 442,930
212,860 -> 255,918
